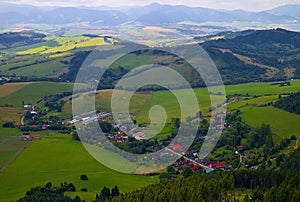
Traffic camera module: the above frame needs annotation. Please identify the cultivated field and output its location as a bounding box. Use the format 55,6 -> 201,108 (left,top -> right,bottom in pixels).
16,36 -> 109,55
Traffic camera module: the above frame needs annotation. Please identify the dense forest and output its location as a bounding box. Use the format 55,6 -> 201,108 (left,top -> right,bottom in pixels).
274,92 -> 300,114
0,31 -> 46,49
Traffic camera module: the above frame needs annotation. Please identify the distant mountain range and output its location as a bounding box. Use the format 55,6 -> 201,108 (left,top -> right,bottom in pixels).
0,3 -> 299,27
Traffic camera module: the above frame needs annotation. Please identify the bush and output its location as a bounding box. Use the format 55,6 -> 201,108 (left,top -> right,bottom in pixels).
2,121 -> 15,128
80,174 -> 88,181
80,188 -> 87,192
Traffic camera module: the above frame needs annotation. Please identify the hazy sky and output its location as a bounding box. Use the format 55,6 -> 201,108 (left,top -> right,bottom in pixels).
2,0 -> 300,11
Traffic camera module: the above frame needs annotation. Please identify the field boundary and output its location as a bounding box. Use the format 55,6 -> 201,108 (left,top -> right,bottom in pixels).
0,138 -> 37,173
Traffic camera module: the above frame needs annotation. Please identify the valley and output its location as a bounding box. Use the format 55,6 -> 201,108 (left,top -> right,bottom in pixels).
0,2 -> 300,200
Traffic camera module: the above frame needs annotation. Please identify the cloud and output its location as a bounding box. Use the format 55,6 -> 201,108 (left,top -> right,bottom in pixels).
0,0 -> 299,11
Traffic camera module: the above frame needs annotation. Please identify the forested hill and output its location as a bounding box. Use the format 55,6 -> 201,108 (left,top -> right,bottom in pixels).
0,31 -> 45,49
65,28 -> 300,88
202,28 -> 300,84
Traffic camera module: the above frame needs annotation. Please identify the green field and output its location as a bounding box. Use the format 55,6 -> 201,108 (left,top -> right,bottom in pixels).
10,59 -> 69,77
0,121 -> 26,169
1,41 -> 58,55
0,133 -> 158,202
228,95 -> 278,110
0,82 -> 88,107
62,81 -> 300,138
240,106 -> 300,138
223,81 -> 300,96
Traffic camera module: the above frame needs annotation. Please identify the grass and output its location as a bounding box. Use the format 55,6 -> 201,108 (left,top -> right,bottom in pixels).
0,82 -> 87,107
0,151 -> 16,168
0,107 -> 22,124
223,81 -> 300,96
0,121 -> 26,169
228,95 -> 278,110
10,59 -> 68,77
61,80 -> 300,141
240,106 -> 300,138
2,41 -> 58,54
0,82 -> 32,97
0,133 -> 158,202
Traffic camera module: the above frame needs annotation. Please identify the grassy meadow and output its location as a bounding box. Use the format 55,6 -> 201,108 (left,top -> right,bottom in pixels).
0,133 -> 158,202
9,59 -> 69,77
240,106 -> 300,138
0,121 -> 27,169
0,82 -> 87,107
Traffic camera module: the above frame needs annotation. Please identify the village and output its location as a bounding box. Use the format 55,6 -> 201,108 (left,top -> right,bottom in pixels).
19,99 -> 245,175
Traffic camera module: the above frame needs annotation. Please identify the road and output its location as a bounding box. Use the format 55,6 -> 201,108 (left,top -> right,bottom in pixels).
235,154 -> 243,170
295,136 -> 300,149
165,147 -> 211,170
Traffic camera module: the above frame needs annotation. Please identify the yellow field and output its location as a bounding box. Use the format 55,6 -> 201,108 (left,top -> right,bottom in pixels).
0,107 -> 22,124
17,36 -> 109,55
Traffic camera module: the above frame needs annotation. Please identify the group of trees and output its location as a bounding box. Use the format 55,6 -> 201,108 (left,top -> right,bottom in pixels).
18,182 -> 121,202
246,124 -> 273,150
44,92 -> 72,112
275,92 -> 300,114
17,182 -> 79,202
0,31 -> 45,49
2,121 -> 15,128
96,186 -> 120,202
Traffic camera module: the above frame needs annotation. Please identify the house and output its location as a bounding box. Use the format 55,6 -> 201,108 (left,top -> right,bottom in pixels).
169,144 -> 181,150
116,136 -> 128,143
31,111 -> 38,115
205,168 -> 214,173
118,130 -> 125,135
133,132 -> 147,140
209,161 -> 225,168
22,132 -> 31,141
23,104 -> 32,108
29,125 -> 37,129
108,134 -> 115,139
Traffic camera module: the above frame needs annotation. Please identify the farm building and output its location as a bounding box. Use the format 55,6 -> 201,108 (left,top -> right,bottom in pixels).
22,132 -> 31,141
133,132 -> 147,140
209,161 -> 225,168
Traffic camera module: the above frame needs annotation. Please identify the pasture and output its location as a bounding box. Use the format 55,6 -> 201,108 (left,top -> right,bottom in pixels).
62,81 -> 300,139
0,133 -> 158,202
223,81 -> 300,96
240,106 -> 300,138
0,121 -> 26,169
0,82 -> 87,107
0,82 -> 32,97
9,58 -> 69,77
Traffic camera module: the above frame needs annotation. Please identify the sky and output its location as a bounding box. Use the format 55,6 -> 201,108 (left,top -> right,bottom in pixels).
1,0 -> 300,11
